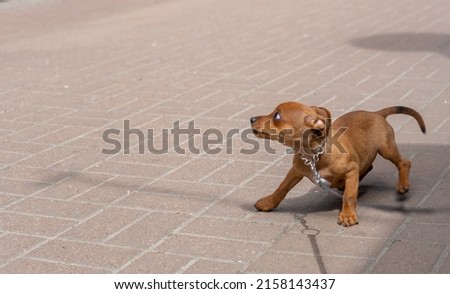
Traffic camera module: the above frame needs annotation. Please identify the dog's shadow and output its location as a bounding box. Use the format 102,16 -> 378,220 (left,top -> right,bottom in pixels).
280,189 -> 341,215
257,184 -> 441,216
270,185 -> 378,215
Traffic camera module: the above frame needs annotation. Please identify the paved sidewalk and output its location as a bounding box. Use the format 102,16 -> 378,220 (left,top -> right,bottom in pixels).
0,0 -> 449,274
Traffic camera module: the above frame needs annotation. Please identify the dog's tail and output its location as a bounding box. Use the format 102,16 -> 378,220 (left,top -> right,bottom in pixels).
376,106 -> 426,133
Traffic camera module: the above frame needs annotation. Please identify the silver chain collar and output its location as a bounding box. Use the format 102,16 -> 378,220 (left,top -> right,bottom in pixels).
300,139 -> 342,198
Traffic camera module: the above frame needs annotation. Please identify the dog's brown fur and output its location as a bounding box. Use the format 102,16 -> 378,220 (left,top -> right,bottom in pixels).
250,102 -> 426,226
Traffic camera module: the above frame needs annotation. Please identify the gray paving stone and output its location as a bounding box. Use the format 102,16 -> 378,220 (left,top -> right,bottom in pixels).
370,241 -> 445,274
0,234 -> 44,265
181,217 -> 287,242
106,212 -> 190,249
156,234 -> 268,263
0,212 -> 76,237
246,251 -> 372,274
183,259 -> 244,274
0,258 -> 109,274
62,207 -> 147,242
6,198 -> 102,220
28,239 -> 140,270
119,252 -> 192,274
0,0 -> 449,274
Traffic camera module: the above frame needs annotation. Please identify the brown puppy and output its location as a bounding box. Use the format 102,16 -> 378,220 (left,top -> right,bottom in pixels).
250,102 -> 426,226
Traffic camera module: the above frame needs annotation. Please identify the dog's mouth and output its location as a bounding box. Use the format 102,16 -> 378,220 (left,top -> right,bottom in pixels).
252,128 -> 273,138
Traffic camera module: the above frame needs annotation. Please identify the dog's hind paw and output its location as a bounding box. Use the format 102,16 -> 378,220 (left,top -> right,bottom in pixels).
396,184 -> 409,194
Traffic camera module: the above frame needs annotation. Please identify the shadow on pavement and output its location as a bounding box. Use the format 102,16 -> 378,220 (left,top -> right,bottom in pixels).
253,143 -> 449,273
275,143 -> 449,215
350,33 -> 450,58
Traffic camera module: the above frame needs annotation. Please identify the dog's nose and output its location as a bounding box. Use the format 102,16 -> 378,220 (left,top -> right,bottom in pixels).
250,117 -> 257,124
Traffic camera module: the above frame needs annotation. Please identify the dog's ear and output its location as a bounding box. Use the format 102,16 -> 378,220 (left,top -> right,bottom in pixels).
314,106 -> 331,121
304,107 -> 331,130
304,115 -> 326,130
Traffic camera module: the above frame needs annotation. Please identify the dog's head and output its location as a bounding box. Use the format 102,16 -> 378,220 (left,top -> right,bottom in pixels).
250,101 -> 331,153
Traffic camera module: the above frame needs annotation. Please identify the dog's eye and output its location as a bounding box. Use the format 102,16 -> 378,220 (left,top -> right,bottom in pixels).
274,112 -> 281,121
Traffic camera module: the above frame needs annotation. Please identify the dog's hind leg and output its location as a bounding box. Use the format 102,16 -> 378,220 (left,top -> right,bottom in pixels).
378,137 -> 411,194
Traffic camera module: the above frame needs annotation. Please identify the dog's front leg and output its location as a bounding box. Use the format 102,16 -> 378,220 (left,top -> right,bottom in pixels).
255,167 -> 303,212
338,163 -> 360,226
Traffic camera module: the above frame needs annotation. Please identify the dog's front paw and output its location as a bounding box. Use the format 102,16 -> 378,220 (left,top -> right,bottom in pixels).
337,211 -> 359,227
255,196 -> 277,212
